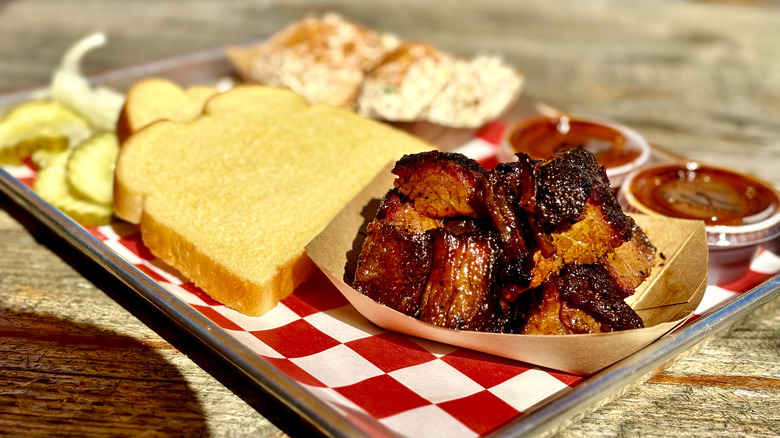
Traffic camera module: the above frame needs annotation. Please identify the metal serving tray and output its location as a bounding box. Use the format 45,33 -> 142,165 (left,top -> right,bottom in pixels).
1,45 -> 778,438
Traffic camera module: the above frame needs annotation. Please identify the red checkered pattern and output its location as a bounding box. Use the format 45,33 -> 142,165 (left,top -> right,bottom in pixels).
4,122 -> 779,437
88,225 -> 582,437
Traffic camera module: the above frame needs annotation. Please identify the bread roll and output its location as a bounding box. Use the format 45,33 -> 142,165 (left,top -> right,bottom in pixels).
232,15 -> 525,129
357,42 -> 455,122
423,55 -> 524,128
249,13 -> 399,109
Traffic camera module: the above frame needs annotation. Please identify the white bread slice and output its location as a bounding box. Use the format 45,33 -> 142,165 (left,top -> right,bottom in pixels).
116,78 -> 217,144
114,84 -> 432,316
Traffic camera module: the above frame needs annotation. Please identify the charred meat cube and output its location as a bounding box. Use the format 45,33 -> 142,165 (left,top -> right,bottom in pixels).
598,223 -> 657,298
440,217 -> 486,235
352,148 -> 652,334
521,202 -> 638,294
418,228 -> 504,332
501,148 -> 637,302
374,188 -> 441,233
559,264 -> 644,331
517,282 -> 605,335
392,150 -> 487,218
483,156 -> 538,289
520,264 -> 644,335
534,147 -> 630,237
352,221 -> 433,317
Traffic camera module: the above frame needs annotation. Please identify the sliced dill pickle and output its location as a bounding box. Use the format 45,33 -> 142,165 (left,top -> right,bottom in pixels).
0,100 -> 92,164
7,136 -> 70,167
34,150 -> 112,227
66,132 -> 119,206
30,144 -> 69,169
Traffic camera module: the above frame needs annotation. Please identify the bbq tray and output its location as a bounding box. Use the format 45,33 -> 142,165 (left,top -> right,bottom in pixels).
2,45 -> 779,438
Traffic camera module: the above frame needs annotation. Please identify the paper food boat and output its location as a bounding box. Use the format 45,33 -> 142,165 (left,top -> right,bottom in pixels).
306,164 -> 708,375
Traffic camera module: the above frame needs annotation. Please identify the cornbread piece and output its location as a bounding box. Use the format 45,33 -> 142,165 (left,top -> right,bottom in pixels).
116,78 -> 217,144
521,264 -> 644,335
418,228 -> 503,331
249,13 -> 399,109
357,42 -> 455,122
353,222 -> 434,317
114,85 -> 432,316
392,151 -> 487,218
424,55 -> 523,128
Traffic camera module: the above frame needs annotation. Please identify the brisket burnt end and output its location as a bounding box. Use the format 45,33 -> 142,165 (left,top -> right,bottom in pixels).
352,148 -> 654,334
417,228 -> 505,332
519,264 -> 644,335
392,151 -> 487,219
352,221 -> 433,317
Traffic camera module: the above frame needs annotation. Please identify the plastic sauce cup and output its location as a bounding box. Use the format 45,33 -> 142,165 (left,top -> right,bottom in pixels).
619,162 -> 780,284
498,114 -> 650,188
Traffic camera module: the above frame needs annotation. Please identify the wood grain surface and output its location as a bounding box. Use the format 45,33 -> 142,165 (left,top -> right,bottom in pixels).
1,0 -> 778,437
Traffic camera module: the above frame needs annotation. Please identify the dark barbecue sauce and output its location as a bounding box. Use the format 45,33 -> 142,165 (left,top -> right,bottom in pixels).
508,115 -> 642,168
629,164 -> 779,226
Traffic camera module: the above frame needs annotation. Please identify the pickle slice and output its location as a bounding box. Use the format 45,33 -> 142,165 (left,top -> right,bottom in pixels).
30,145 -> 68,170
10,137 -> 70,167
66,132 -> 119,206
34,150 -> 113,227
0,100 -> 92,165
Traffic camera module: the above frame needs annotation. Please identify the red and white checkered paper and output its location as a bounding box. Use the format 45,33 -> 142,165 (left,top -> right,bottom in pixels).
5,122 -> 779,437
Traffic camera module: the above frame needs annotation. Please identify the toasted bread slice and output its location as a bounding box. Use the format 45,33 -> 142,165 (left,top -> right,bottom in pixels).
114,85 -> 431,316
116,78 -> 218,144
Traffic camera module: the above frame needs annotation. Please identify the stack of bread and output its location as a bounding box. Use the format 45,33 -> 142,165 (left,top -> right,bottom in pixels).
228,13 -> 524,128
114,81 -> 432,316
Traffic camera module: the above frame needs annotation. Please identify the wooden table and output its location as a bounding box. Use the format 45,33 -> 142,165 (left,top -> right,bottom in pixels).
1,0 -> 778,436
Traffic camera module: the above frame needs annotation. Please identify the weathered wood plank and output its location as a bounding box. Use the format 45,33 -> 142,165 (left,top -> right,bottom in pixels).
0,195 -> 314,437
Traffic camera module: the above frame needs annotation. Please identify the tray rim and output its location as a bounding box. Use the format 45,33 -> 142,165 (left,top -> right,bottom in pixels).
1,47 -> 778,438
